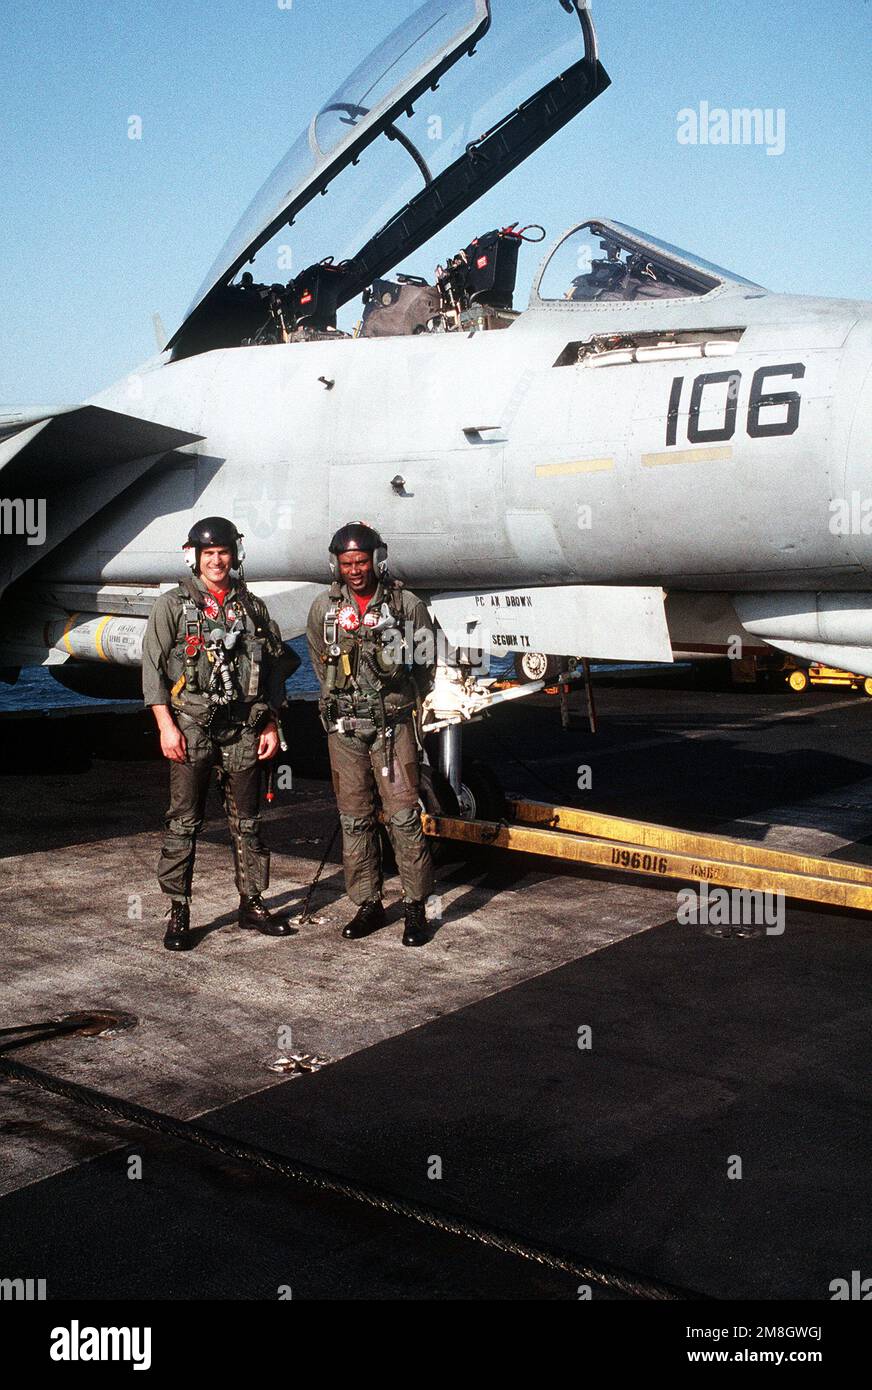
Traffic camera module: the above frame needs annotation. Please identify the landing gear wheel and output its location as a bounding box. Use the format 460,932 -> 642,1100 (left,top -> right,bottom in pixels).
416,763 -> 461,868
514,651 -> 565,684
788,669 -> 809,693
415,758 -> 508,865
456,760 -> 507,823
418,763 -> 459,818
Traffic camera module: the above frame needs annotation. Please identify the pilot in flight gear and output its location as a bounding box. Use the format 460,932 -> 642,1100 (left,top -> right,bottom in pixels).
142,516 -> 300,951
306,522 -> 436,947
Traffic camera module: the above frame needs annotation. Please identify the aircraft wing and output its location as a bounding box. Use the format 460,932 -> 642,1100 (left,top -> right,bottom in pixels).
0,405 -> 203,600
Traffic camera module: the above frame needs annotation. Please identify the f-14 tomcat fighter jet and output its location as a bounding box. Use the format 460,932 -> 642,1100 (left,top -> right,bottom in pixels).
3,0 -> 872,760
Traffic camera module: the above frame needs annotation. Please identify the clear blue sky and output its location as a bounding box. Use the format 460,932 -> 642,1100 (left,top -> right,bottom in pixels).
1,0 -> 870,403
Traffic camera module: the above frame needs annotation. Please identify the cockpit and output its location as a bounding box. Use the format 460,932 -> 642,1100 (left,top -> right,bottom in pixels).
166,3 -> 759,361
167,0 -> 609,359
532,220 -> 764,305
542,225 -> 710,303
218,221 -> 548,348
171,212 -> 761,356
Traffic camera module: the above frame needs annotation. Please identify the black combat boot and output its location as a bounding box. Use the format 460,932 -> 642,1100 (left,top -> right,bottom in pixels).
238,894 -> 294,937
164,900 -> 194,952
342,899 -> 386,940
402,899 -> 430,948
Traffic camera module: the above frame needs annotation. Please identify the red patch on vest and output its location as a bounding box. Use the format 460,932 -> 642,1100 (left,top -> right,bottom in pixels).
203,595 -> 220,621
337,604 -> 361,632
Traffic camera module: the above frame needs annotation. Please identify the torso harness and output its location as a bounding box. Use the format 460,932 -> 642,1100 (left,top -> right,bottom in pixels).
170,579 -> 272,726
320,580 -> 419,766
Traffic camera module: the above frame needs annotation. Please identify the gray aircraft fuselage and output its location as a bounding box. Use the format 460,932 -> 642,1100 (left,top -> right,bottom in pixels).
45,277 -> 872,596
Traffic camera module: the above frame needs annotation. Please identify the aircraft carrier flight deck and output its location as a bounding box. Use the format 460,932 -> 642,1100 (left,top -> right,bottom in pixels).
2,668 -> 871,1302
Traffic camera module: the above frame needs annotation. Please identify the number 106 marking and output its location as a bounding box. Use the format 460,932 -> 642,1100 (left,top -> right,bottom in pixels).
666,362 -> 805,447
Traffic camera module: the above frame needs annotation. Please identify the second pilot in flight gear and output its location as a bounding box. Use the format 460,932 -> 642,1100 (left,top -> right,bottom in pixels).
306,522 -> 436,947
142,516 -> 300,951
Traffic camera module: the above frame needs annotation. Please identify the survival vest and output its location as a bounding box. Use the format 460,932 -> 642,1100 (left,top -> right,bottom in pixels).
166,579 -> 276,719
322,581 -> 412,690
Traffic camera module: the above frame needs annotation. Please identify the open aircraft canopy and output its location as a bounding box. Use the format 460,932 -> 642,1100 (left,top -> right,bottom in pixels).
169,0 -> 609,357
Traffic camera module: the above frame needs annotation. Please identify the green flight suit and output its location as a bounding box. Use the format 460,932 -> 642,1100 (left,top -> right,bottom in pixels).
143,576 -> 297,902
306,579 -> 435,906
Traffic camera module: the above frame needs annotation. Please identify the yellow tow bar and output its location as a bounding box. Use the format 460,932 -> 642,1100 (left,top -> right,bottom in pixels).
421,799 -> 872,913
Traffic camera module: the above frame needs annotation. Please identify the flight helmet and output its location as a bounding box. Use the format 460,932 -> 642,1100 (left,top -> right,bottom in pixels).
329,521 -> 388,578
183,517 -> 245,572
